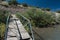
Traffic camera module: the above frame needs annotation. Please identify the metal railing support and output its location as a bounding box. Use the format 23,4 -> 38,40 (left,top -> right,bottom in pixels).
17,12 -> 35,40
4,13 -> 10,40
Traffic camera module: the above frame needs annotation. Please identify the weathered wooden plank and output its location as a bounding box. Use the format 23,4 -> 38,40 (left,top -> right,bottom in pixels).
16,20 -> 31,39
7,29 -> 19,36
7,18 -> 20,40
7,37 -> 18,40
6,14 -> 32,40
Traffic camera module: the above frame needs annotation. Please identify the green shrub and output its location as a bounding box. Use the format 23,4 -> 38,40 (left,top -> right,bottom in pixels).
0,10 -> 8,23
45,8 -> 51,11
8,0 -> 18,6
22,3 -> 28,7
0,10 -> 8,40
20,9 -> 56,27
41,8 -> 51,11
2,0 -> 5,1
41,8 -> 45,11
0,23 -> 5,40
56,10 -> 60,13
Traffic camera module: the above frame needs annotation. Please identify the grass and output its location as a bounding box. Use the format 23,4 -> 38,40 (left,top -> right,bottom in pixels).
16,6 -> 60,40
16,8 -> 56,27
0,10 -> 9,40
0,23 -> 5,40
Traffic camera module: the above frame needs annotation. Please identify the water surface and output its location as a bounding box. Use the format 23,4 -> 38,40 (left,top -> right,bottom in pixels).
33,25 -> 60,40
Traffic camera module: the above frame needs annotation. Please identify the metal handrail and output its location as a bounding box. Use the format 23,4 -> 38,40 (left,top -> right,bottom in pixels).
17,12 -> 35,40
4,13 -> 10,40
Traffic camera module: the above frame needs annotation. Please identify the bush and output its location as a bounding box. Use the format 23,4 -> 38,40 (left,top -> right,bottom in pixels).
45,8 -> 51,11
41,8 -> 51,11
0,23 -> 5,40
8,0 -> 18,6
0,10 -> 8,23
0,10 -> 8,40
41,8 -> 45,11
56,10 -> 60,13
18,9 -> 56,27
22,3 -> 28,7
2,0 -> 5,1
1,1 -> 9,7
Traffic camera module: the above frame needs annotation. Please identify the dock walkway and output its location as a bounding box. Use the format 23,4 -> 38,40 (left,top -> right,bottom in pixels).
6,14 -> 32,40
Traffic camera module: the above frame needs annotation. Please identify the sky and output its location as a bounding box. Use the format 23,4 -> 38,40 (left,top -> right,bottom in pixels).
17,0 -> 60,11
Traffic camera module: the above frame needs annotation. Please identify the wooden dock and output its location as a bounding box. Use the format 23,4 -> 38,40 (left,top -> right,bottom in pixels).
6,14 -> 32,40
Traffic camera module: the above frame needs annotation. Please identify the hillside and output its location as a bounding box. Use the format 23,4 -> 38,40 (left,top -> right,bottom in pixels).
0,1 -> 60,40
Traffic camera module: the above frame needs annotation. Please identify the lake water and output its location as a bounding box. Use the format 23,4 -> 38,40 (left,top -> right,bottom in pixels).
33,25 -> 60,40
17,0 -> 60,11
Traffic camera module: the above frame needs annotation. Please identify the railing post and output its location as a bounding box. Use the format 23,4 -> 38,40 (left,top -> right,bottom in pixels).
17,13 -> 35,40
28,22 -> 34,40
4,13 -> 10,40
